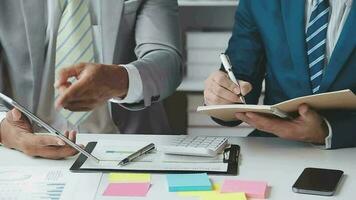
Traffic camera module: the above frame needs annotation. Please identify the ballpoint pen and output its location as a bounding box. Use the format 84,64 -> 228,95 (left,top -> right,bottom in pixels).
220,53 -> 246,104
118,143 -> 155,166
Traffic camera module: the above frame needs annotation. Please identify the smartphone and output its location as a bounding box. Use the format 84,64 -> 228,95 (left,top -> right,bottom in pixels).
0,92 -> 100,163
292,167 -> 344,196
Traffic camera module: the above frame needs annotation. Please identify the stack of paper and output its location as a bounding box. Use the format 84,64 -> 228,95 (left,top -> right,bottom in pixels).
103,173 -> 151,197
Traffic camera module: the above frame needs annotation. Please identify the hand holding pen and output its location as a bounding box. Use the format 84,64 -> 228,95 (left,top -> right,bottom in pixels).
220,53 -> 248,104
204,54 -> 253,105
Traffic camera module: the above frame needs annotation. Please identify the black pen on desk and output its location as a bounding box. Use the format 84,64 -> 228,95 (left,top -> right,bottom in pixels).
118,143 -> 155,166
220,53 -> 246,104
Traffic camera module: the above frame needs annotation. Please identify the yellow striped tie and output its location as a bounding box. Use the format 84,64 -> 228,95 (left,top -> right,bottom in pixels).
55,0 -> 94,126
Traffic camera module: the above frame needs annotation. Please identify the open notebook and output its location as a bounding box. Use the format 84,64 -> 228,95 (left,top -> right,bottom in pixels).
197,89 -> 356,121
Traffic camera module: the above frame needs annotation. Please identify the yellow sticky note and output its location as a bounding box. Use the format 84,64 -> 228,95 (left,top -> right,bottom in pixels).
178,184 -> 220,197
201,192 -> 247,200
108,173 -> 151,182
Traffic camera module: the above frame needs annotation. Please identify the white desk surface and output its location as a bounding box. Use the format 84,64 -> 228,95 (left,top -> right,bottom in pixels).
0,134 -> 355,200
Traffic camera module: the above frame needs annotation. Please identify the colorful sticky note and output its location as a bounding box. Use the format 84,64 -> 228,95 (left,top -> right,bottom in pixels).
201,192 -> 247,200
221,179 -> 267,199
103,183 -> 150,196
108,173 -> 151,182
166,173 -> 212,192
178,184 -> 221,197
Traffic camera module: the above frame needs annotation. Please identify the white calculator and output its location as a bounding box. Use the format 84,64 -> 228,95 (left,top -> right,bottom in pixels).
161,136 -> 228,157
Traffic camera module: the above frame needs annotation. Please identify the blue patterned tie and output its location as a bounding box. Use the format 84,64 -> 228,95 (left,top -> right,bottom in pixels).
306,0 -> 330,93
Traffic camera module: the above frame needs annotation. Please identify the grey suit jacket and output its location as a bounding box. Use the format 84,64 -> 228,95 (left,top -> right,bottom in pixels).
0,0 -> 182,134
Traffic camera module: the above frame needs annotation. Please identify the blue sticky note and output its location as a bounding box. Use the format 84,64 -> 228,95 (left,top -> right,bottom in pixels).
166,173 -> 212,192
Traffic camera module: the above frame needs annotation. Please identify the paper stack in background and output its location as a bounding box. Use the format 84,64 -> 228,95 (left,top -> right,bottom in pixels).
182,31 -> 256,136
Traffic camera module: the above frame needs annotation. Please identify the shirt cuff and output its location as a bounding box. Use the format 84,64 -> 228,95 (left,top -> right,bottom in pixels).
110,64 -> 144,104
0,112 -> 6,122
310,117 -> 332,149
323,117 -> 333,149
0,112 -> 6,144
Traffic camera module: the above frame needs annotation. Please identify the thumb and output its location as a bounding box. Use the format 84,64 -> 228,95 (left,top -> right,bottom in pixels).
7,108 -> 22,122
298,104 -> 318,122
237,80 -> 253,96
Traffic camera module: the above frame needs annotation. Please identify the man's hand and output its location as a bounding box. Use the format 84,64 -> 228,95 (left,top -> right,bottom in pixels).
55,63 -> 128,111
0,108 -> 79,159
235,104 -> 328,144
204,71 -> 252,105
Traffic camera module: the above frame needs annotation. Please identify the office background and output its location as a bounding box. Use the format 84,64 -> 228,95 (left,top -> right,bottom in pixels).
165,0 -> 261,136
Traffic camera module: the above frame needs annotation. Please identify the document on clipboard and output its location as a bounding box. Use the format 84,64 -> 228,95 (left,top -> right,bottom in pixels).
70,139 -> 240,175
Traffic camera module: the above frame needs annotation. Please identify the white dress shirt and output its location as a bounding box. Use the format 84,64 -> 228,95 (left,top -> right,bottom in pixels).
305,0 -> 353,148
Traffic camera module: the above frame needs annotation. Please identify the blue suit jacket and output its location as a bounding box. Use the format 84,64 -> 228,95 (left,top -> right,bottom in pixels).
218,0 -> 356,148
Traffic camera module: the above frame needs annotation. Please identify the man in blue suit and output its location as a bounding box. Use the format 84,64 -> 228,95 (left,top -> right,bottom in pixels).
204,0 -> 355,148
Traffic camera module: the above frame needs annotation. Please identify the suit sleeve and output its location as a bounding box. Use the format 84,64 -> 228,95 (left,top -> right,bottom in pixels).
213,0 -> 266,127
323,109 -> 356,149
120,0 -> 183,110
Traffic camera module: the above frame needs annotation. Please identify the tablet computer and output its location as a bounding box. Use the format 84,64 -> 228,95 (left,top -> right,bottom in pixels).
0,93 -> 100,163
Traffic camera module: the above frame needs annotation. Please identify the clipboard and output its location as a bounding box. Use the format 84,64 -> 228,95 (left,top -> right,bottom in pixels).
70,142 -> 240,175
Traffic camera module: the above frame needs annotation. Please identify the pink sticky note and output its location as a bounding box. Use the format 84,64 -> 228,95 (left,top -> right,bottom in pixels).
103,183 -> 150,196
221,179 -> 267,199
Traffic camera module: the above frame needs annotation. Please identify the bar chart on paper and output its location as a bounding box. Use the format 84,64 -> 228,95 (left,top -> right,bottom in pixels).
0,168 -> 68,200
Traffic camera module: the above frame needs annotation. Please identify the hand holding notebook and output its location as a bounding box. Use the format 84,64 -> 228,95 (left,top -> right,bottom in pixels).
198,89 -> 356,121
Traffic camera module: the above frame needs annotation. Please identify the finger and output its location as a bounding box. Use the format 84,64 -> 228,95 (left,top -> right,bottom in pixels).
212,72 -> 239,94
205,88 -> 235,105
64,130 -> 69,138
68,130 -> 77,142
5,109 -> 23,124
57,82 -> 72,94
29,135 -> 66,146
298,104 -> 319,123
55,79 -> 88,109
28,145 -> 78,160
210,82 -> 240,103
235,80 -> 253,96
235,112 -> 255,125
55,63 -> 85,88
12,108 -> 22,121
245,112 -> 292,136
5,109 -> 32,131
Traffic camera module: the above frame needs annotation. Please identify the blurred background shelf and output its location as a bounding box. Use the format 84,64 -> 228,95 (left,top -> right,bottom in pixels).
178,78 -> 205,92
178,0 -> 238,7
165,0 -> 256,136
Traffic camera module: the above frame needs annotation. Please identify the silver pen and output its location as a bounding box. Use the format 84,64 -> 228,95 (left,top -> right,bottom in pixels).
118,143 -> 155,166
220,53 -> 246,104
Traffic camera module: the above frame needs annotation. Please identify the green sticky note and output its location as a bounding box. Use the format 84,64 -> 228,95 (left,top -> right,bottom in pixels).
166,173 -> 212,192
108,173 -> 150,182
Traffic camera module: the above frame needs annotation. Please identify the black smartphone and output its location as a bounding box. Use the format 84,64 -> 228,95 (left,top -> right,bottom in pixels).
292,167 -> 344,196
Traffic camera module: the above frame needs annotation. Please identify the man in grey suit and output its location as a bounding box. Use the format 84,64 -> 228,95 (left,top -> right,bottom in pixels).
0,0 -> 182,159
